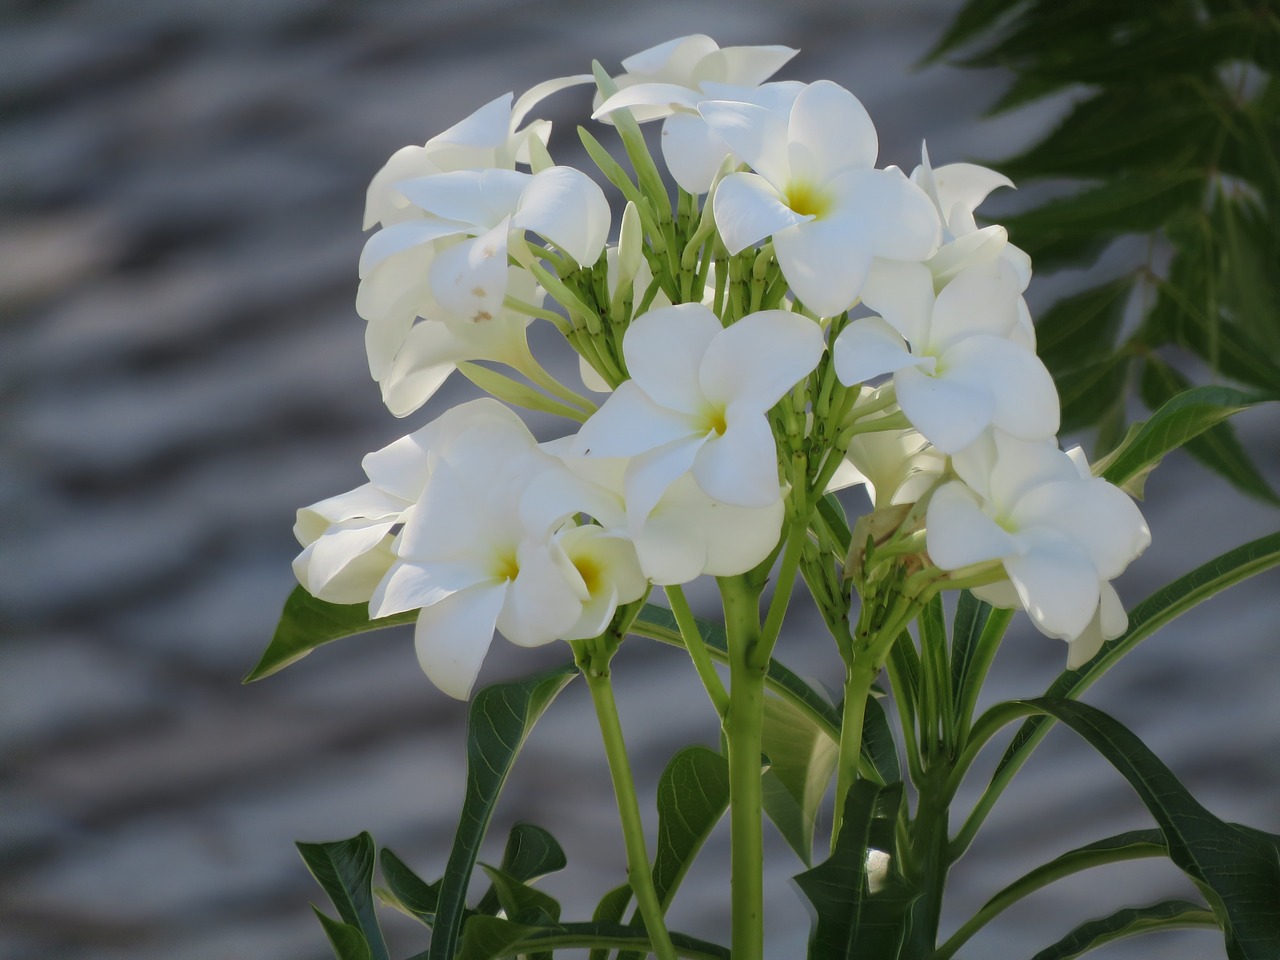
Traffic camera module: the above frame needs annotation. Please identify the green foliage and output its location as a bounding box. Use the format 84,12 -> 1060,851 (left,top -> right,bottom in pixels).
473,823 -> 567,917
1029,900 -> 1219,960
1018,698 -> 1280,959
428,664 -> 577,960
760,696 -> 839,865
246,585 -> 416,682
297,832 -> 389,960
933,0 -> 1280,499
376,848 -> 441,926
312,907 -> 375,960
456,917 -> 731,960
794,781 -> 918,960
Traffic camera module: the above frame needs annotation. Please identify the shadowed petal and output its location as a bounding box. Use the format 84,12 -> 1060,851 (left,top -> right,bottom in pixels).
414,581 -> 507,699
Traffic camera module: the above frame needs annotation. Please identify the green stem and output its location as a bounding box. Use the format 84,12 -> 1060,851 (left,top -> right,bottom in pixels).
903,772 -> 951,960
665,585 -> 728,718
510,341 -> 599,413
758,516 -> 807,661
719,575 -> 767,960
576,642 -> 679,960
830,659 -> 879,851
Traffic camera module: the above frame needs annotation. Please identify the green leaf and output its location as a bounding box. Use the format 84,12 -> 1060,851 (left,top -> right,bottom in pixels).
474,822 -> 567,917
761,697 -> 838,865
1134,358 -> 1280,503
1018,698 -> 1280,960
589,884 -> 634,960
920,0 -> 1023,63
631,603 -> 841,740
1030,899 -> 1219,960
428,663 -> 578,960
1095,379 -> 1278,498
1055,354 -> 1131,435
794,781 -> 918,960
296,832 -> 388,960
457,916 -> 731,960
1034,279 -> 1130,374
957,532 -> 1280,861
376,848 -> 440,927
861,693 -> 901,786
245,586 -> 416,682
312,907 -> 374,960
479,864 -> 560,926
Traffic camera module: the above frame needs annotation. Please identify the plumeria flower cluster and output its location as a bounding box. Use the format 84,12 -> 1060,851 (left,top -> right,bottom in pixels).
294,35 -> 1149,697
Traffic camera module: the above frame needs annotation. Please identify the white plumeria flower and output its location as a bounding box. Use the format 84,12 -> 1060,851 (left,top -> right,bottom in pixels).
292,399 -> 523,603
573,302 -> 825,521
926,432 -> 1150,666
593,35 -> 798,193
832,259 -> 1059,453
699,80 -> 941,317
528,443 -> 786,585
364,77 -> 590,229
368,403 -> 618,699
834,392 -> 946,509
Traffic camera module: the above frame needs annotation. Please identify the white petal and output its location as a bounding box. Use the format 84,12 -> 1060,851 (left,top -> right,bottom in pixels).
699,309 -> 825,409
633,512 -> 709,585
896,362 -> 994,454
372,559 -> 491,618
835,167 -> 941,263
786,80 -> 877,183
981,432 -> 1077,510
579,354 -> 613,393
396,169 -> 529,227
926,481 -> 1016,569
703,44 -> 797,87
296,483 -> 405,536
940,336 -> 1060,441
624,302 -> 722,412
931,162 -> 1014,228
293,524 -> 396,605
414,581 -> 507,699
428,225 -> 511,323
859,259 -> 935,344
497,542 -> 585,646
773,216 -> 872,317
1005,528 -> 1100,642
626,434 -> 707,527
621,34 -> 720,78
435,92 -> 515,148
661,111 -> 731,194
928,259 -> 1022,351
359,220 -> 467,278
594,82 -> 702,119
1013,478 -> 1150,579
972,580 -> 1021,608
698,99 -> 792,185
1064,581 -> 1127,670
692,410 -> 780,507
696,491 -> 785,576
833,316 -> 926,386
575,380 -> 700,458
712,172 -> 808,255
511,74 -> 592,129
365,145 -> 438,230
514,166 -> 610,266
928,225 -> 1009,288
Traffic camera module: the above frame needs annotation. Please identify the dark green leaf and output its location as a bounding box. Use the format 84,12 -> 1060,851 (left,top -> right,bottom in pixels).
474,823 -> 567,916
761,697 -> 838,865
1095,378 -> 1278,498
1030,899 -> 1219,959
1034,279 -> 1130,374
312,907 -> 374,960
458,916 -> 731,960
1019,698 -> 1280,960
949,591 -> 993,707
246,586 -> 415,682
920,0 -> 1023,63
479,864 -> 560,926
1055,354 -> 1131,435
861,693 -> 901,786
631,604 -> 841,740
589,884 -> 634,960
795,781 -> 917,960
297,832 -> 388,960
817,492 -> 853,555
1134,359 -> 1280,503
652,746 -> 730,905
428,663 -> 577,960
376,848 -> 441,927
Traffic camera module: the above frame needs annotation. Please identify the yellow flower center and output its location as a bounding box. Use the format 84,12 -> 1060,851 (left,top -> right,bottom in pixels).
493,550 -> 520,582
784,180 -> 833,219
573,554 -> 603,595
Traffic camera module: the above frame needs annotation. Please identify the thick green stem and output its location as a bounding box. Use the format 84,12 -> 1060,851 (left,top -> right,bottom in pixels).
576,644 -> 679,960
830,659 -> 879,851
903,775 -> 951,960
719,576 -> 767,960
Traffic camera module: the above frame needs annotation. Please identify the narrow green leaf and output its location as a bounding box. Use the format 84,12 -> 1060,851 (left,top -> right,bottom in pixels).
428,663 -> 578,960
761,697 -> 838,865
1095,380 -> 1278,496
861,693 -> 901,786
794,781 -> 917,960
949,591 -> 993,707
589,884 -> 634,960
458,917 -> 731,960
246,586 -> 416,682
631,604 -> 841,740
297,832 -> 388,960
1019,698 -> 1280,960
376,848 -> 441,927
921,0 -> 1024,63
1055,354 -> 1131,435
474,822 -> 567,916
1030,899 -> 1219,960
312,907 -> 374,960
1134,359 -> 1280,503
1034,279 -> 1130,374
817,492 -> 853,554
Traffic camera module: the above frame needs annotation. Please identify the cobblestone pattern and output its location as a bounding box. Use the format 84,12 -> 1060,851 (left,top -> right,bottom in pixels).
2,2 -> 1277,958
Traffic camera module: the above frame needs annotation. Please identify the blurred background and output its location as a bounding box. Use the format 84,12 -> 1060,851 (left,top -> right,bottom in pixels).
2,1 -> 1277,958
